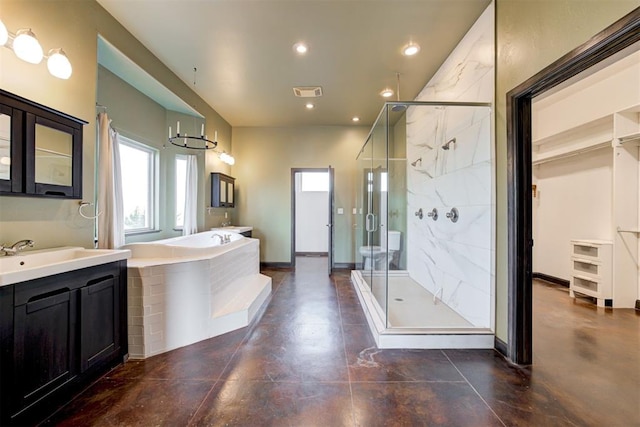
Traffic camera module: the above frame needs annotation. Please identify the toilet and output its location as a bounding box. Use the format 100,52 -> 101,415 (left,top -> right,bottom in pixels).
359,230 -> 401,270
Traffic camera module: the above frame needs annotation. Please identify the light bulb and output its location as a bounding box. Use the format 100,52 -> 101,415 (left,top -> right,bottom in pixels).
47,48 -> 72,79
293,42 -> 308,54
402,42 -> 420,56
13,29 -> 43,64
220,152 -> 235,165
380,88 -> 394,98
0,19 -> 8,46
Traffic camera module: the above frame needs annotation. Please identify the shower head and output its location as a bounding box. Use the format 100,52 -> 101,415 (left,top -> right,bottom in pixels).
441,138 -> 456,150
410,158 -> 422,167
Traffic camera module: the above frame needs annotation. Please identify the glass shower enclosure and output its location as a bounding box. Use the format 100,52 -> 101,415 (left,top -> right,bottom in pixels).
352,101 -> 494,348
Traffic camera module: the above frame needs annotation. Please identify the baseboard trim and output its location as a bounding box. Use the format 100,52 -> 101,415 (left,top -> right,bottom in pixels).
260,262 -> 293,270
494,336 -> 508,358
333,262 -> 356,270
295,252 -> 328,257
533,272 -> 569,288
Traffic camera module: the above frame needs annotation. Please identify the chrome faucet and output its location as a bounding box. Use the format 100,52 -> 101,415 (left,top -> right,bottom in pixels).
0,239 -> 35,256
211,233 -> 231,244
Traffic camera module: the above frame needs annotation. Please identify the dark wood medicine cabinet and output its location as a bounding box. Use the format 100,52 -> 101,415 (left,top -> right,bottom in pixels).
0,89 -> 86,199
211,172 -> 235,207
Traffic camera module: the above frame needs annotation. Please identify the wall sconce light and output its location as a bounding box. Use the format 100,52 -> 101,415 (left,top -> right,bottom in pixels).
0,18 -> 72,79
219,152 -> 235,165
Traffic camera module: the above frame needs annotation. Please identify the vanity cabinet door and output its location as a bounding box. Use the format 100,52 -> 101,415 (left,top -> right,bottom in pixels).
25,113 -> 82,198
0,104 -> 23,194
0,88 -> 86,199
13,288 -> 78,412
80,275 -> 120,372
211,172 -> 235,207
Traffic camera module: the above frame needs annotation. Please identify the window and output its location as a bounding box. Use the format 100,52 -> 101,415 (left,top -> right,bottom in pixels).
366,171 -> 388,192
301,172 -> 329,192
175,155 -> 187,228
118,136 -> 157,233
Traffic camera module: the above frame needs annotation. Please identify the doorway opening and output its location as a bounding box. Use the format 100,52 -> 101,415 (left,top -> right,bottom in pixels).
506,9 -> 640,365
291,168 -> 334,273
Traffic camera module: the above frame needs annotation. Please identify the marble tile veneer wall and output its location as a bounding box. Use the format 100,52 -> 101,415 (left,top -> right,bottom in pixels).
406,4 -> 494,328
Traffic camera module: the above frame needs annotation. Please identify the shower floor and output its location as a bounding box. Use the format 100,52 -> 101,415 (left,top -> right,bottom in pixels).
351,270 -> 493,349
364,273 -> 473,328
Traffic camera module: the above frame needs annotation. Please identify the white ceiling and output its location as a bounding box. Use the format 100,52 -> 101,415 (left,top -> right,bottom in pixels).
96,0 -> 491,127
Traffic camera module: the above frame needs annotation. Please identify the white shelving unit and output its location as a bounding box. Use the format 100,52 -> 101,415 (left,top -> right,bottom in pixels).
536,104 -> 640,308
569,240 -> 612,307
533,48 -> 640,309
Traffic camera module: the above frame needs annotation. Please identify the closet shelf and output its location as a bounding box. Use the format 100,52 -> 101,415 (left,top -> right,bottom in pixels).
616,132 -> 640,144
532,141 -> 610,165
616,227 -> 640,233
532,115 -> 612,165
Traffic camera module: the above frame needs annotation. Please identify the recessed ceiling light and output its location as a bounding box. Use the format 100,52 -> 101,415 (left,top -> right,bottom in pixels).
352,117 -> 360,122
305,103 -> 314,109
293,42 -> 308,54
380,88 -> 394,98
402,42 -> 421,56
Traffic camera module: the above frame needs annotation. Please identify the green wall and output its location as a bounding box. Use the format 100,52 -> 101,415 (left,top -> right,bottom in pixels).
232,126 -> 369,264
0,0 -> 232,249
494,0 -> 640,342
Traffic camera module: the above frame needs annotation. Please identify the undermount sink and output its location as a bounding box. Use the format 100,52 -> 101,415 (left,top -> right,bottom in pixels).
0,246 -> 131,287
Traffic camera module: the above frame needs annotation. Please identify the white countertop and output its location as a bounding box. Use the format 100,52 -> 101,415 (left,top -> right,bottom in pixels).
211,226 -> 253,233
0,247 -> 131,287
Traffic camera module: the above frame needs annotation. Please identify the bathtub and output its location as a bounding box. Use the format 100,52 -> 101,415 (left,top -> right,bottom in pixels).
122,230 -> 272,359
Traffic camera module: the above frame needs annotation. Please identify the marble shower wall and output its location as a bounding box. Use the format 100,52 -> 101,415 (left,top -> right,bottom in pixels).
406,5 -> 494,328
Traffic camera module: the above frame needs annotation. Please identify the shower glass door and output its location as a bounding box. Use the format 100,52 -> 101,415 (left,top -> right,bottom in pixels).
369,111 -> 389,323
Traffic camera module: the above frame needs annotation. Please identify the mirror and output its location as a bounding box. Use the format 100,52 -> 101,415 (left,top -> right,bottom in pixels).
220,179 -> 227,202
35,123 -> 73,186
0,113 -> 10,181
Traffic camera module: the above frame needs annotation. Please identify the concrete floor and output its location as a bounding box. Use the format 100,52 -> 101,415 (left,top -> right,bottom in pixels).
44,258 -> 640,426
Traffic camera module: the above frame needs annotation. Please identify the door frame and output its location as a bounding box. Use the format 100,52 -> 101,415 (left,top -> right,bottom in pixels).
506,8 -> 640,365
290,167 -> 334,270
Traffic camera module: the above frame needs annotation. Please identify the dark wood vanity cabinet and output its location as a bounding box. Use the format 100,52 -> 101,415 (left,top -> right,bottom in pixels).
0,261 -> 127,425
0,89 -> 86,199
211,172 -> 235,207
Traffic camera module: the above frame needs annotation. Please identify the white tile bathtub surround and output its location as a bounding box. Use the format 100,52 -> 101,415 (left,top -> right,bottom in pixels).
405,5 -> 494,328
126,238 -> 270,358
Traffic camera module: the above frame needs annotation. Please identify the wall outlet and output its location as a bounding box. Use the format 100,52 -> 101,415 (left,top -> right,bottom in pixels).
352,208 -> 357,214
337,208 -> 344,214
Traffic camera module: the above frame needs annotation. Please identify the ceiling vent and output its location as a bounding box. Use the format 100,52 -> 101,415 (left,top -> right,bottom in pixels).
293,86 -> 323,97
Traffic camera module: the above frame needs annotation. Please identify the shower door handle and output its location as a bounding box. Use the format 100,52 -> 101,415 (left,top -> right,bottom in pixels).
365,213 -> 376,232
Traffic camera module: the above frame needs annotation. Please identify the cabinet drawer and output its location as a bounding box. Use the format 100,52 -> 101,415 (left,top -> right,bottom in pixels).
572,244 -> 600,259
571,275 -> 611,299
572,259 -> 600,276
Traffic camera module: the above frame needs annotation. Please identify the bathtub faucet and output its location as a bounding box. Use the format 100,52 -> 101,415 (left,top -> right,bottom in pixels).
211,233 -> 231,244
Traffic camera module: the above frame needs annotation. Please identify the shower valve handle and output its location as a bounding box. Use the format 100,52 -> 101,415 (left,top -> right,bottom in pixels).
427,208 -> 438,221
446,207 -> 459,223
414,208 -> 423,220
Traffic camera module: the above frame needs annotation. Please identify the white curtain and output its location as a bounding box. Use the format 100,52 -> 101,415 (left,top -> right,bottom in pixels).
97,112 -> 125,248
183,154 -> 198,235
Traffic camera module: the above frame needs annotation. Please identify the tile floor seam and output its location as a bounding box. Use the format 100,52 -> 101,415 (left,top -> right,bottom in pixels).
442,350 -> 508,427
334,273 -> 358,427
186,380 -> 219,427
186,282 -> 275,426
